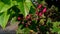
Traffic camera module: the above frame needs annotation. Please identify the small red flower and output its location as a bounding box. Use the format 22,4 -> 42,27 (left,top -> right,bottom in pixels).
42,7 -> 47,13
17,17 -> 21,21
26,14 -> 31,20
37,4 -> 42,9
22,22 -> 24,24
39,12 -> 43,16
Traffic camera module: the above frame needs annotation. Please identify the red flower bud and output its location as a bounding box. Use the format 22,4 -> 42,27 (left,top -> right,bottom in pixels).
26,14 -> 31,20
39,12 -> 43,16
42,7 -> 47,13
37,4 -> 42,9
22,22 -> 24,24
17,17 -> 21,21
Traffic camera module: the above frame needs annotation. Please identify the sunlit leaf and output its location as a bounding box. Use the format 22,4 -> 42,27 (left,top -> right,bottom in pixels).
52,22 -> 60,32
0,12 -> 10,28
17,0 -> 32,17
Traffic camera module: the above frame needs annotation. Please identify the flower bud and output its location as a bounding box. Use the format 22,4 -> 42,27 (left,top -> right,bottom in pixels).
39,12 -> 43,16
42,7 -> 47,13
26,14 -> 31,20
37,4 -> 42,9
17,17 -> 21,21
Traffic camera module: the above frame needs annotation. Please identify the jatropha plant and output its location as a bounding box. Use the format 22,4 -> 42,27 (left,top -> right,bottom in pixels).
16,0 -> 60,34
16,0 -> 51,34
0,0 -> 60,34
11,0 -> 60,34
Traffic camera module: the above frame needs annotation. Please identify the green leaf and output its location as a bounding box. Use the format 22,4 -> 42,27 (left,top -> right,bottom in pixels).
17,26 -> 30,34
23,28 -> 30,34
47,18 -> 52,24
0,0 -> 14,13
0,12 -> 10,28
29,6 -> 35,14
17,0 -> 32,17
0,0 -> 11,5
0,0 -> 19,28
52,22 -> 60,32
16,25 -> 24,34
0,0 -> 19,13
37,0 -> 43,4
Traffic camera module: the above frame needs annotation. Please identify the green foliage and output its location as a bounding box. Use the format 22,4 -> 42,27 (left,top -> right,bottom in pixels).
0,12 -> 10,28
29,6 -> 35,14
0,0 -> 60,34
0,0 -> 33,28
52,22 -> 60,32
17,0 -> 32,17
